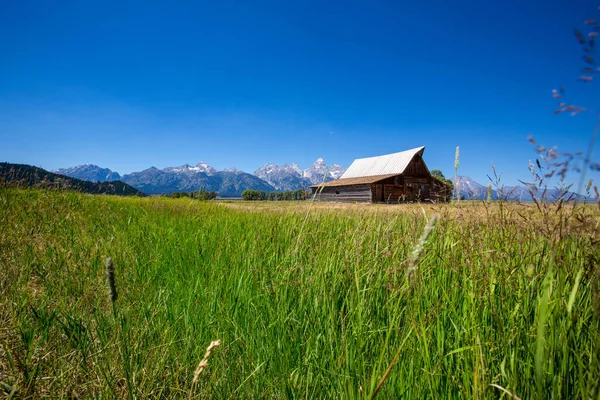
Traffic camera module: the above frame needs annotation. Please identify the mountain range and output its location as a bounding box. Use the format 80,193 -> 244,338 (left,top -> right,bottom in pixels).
455,176 -> 589,202
119,164 -> 274,196
54,158 -> 344,197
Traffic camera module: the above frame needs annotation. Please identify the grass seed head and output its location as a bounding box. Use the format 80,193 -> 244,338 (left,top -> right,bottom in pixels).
455,146 -> 460,171
105,257 -> 118,304
407,215 -> 439,280
454,146 -> 460,202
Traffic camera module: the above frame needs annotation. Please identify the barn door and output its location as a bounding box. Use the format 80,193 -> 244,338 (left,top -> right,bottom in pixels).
421,184 -> 430,200
373,184 -> 384,203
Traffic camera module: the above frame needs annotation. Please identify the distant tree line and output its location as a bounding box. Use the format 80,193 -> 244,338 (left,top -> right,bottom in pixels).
242,189 -> 310,201
166,188 -> 217,200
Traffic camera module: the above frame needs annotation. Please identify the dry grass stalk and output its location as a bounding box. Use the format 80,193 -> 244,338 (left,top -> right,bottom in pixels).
370,328 -> 413,399
489,384 -> 522,400
193,339 -> 222,383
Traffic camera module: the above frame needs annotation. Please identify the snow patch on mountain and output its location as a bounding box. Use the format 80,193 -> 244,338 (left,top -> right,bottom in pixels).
164,162 -> 217,175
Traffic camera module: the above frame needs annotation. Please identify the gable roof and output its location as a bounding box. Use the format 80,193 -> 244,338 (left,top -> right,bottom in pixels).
340,146 -> 426,179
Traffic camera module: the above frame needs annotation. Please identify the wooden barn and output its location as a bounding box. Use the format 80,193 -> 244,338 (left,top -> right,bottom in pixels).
311,146 -> 451,203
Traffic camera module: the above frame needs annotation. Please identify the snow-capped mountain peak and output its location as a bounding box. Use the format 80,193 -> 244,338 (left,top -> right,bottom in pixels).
289,163 -> 302,175
195,162 -> 217,175
302,158 -> 345,183
455,176 -> 487,198
254,158 -> 347,191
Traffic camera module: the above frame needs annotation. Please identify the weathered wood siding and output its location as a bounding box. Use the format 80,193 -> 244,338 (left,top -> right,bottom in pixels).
403,154 -> 430,177
368,174 -> 434,202
312,185 -> 372,203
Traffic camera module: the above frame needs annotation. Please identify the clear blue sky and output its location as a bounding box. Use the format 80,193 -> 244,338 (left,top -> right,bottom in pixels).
1,0 -> 598,190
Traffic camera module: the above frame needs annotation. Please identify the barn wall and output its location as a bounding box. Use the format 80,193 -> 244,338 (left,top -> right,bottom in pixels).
312,185 -> 372,203
376,176 -> 450,203
370,175 -> 432,203
312,179 -> 450,203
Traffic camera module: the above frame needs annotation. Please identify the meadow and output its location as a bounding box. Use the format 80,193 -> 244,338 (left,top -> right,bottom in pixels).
1,188 -> 599,398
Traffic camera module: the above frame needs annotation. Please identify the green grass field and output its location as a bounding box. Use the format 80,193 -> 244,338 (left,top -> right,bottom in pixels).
1,188 -> 599,398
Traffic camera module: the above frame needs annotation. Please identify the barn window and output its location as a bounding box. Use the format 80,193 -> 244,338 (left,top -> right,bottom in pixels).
335,190 -> 340,194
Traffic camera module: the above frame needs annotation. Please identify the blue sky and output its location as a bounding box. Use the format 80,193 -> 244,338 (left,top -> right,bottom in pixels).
1,0 -> 599,190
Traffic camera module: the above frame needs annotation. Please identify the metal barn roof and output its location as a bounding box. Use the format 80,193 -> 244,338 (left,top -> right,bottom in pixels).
340,146 -> 426,179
